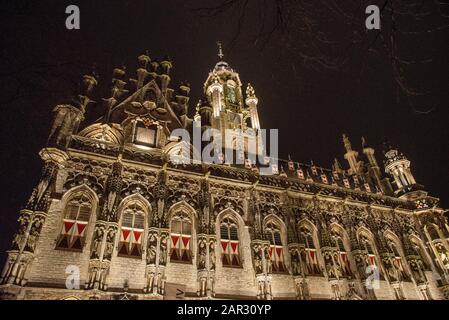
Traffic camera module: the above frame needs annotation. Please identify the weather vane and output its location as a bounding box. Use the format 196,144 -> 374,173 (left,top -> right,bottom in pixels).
216,41 -> 224,60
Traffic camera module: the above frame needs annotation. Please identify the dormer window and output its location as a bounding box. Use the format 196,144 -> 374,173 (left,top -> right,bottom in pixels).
133,120 -> 157,148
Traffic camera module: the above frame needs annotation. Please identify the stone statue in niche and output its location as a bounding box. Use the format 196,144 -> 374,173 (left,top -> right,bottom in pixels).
331,282 -> 342,300
435,243 -> 449,269
354,253 -> 367,279
197,271 -> 207,297
323,251 -> 336,279
91,225 -> 105,259
103,227 -> 116,261
209,239 -> 216,271
159,233 -> 168,266
252,244 -> 263,274
332,251 -> 343,278
290,248 -> 301,276
198,238 -> 207,270
146,231 -> 157,265
408,258 -> 426,285
145,267 -> 156,293
382,256 -> 399,283
11,215 -> 30,251
25,217 -> 44,253
264,245 -> 272,274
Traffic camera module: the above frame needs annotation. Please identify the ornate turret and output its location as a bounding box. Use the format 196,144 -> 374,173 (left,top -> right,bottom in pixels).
342,134 -> 362,175
102,66 -> 128,123
382,138 -> 426,200
202,42 -> 264,162
48,71 -> 98,148
204,42 -> 244,119
361,137 -> 391,195
245,83 -> 260,130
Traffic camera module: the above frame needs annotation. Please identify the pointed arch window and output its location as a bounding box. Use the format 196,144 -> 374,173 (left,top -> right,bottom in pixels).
331,231 -> 352,278
118,202 -> 145,257
427,225 -> 440,241
265,222 -> 286,273
410,238 -> 430,271
170,212 -> 192,263
220,217 -> 240,267
299,226 -> 320,275
56,192 -> 93,250
359,234 -> 378,268
388,239 -> 410,281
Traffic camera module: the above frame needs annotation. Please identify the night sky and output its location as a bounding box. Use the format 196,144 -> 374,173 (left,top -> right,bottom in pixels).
1,0 -> 448,266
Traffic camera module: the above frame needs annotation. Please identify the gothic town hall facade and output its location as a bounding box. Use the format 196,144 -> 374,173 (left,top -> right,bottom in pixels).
1,51 -> 448,300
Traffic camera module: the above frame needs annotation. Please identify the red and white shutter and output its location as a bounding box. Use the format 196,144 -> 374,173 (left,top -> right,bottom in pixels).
62,219 -> 75,235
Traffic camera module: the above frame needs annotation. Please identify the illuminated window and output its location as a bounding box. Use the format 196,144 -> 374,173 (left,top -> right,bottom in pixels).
118,202 -> 145,257
265,222 -> 286,273
331,232 -> 352,278
220,217 -> 240,267
299,226 -> 321,275
411,238 -> 430,271
56,192 -> 92,251
359,235 -> 380,274
388,240 -> 410,281
133,121 -> 157,147
170,213 -> 192,263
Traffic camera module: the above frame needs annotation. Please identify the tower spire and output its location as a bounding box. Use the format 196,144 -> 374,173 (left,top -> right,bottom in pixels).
217,41 -> 224,60
342,134 -> 360,175
383,138 -> 425,199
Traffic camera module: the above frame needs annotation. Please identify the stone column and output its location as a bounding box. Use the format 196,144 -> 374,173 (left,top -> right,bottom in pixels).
1,148 -> 66,287
144,227 -> 168,297
289,244 -> 310,300
251,240 -> 272,300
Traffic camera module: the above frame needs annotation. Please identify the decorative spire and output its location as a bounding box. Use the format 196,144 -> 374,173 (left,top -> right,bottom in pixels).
342,133 -> 360,175
342,133 -> 352,152
72,68 -> 99,113
216,41 -> 224,60
332,158 -> 343,173
246,83 -> 256,99
361,136 -> 369,149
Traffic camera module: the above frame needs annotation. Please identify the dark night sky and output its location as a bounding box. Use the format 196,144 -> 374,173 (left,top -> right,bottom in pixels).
0,0 -> 448,266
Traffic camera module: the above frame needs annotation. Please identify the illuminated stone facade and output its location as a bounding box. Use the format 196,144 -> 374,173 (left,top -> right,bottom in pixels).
1,51 -> 449,300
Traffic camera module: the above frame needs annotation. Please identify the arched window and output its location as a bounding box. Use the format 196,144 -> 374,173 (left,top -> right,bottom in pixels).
359,234 -> 378,268
410,237 -> 430,271
299,226 -> 320,275
265,221 -> 286,273
56,191 -> 93,250
426,225 -> 440,241
118,201 -> 146,257
387,239 -> 410,281
170,212 -> 192,262
331,230 -> 352,278
220,217 -> 240,267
